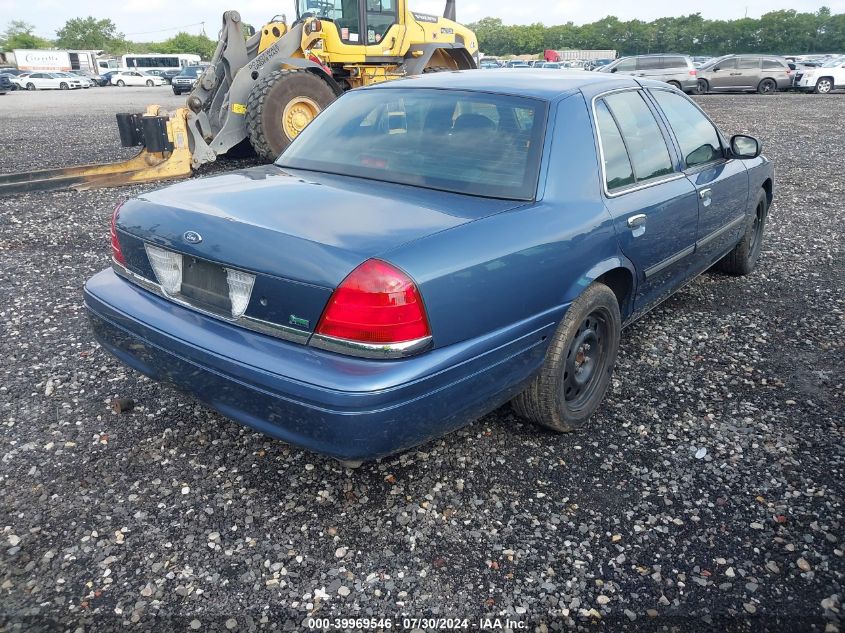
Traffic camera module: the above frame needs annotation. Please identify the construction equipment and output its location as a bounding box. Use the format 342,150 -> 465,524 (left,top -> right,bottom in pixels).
0,0 -> 478,194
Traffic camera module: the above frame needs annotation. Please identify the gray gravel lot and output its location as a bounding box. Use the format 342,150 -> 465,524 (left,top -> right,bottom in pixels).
0,87 -> 843,632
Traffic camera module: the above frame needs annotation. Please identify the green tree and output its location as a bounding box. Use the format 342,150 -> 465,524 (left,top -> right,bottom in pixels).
149,32 -> 216,60
55,17 -> 126,52
0,20 -> 51,51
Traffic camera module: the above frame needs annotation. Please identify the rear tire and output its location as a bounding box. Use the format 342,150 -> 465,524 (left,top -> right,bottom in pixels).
814,77 -> 833,94
512,282 -> 621,432
715,192 -> 768,276
757,78 -> 777,94
246,69 -> 338,163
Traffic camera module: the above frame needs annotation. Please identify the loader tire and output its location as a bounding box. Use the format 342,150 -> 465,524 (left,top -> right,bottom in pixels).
246,69 -> 337,163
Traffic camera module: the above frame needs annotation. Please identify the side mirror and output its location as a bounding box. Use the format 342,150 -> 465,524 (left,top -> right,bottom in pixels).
610,67 -> 617,73
731,134 -> 762,159
713,66 -> 721,72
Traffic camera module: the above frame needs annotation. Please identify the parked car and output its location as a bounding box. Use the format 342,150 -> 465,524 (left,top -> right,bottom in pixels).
70,70 -> 106,86
696,55 -> 792,94
110,71 -> 165,87
146,68 -> 181,84
598,54 -> 698,94
19,72 -> 83,90
793,56 -> 845,93
171,65 -> 207,95
99,71 -> 120,86
53,71 -> 93,88
536,62 -> 563,69
0,73 -> 16,92
504,60 -> 530,68
85,70 -> 773,465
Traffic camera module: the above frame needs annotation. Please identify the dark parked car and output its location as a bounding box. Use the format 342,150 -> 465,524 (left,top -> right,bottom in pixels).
0,73 -> 14,93
99,71 -> 119,86
85,70 -> 773,465
598,54 -> 698,93
171,65 -> 207,95
696,55 -> 792,94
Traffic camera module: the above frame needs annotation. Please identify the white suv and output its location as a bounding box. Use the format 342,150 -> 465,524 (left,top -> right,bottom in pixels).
794,57 -> 845,93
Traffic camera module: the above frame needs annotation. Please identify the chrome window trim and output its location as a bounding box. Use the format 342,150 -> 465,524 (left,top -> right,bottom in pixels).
590,88 -> 686,199
111,260 -> 311,345
309,333 -> 434,360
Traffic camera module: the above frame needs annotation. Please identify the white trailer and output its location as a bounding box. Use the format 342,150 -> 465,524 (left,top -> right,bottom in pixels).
13,49 -> 112,73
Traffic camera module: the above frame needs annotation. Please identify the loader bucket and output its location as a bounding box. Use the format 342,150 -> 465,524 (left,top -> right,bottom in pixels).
0,106 -> 193,195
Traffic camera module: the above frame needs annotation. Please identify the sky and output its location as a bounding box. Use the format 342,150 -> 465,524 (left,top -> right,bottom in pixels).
2,0 -> 843,42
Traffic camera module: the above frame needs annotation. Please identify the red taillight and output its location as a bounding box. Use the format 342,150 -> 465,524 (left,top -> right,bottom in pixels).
689,69 -> 697,76
110,201 -> 126,265
315,259 -> 430,344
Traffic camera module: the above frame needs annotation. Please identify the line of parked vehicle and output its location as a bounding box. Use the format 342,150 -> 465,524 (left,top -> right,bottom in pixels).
481,53 -> 845,95
0,65 -> 209,95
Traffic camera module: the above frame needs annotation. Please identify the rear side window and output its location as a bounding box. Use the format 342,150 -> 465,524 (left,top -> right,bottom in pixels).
763,59 -> 785,69
651,90 -> 723,168
603,91 -> 674,182
595,100 -> 635,191
664,56 -> 688,68
637,57 -> 664,70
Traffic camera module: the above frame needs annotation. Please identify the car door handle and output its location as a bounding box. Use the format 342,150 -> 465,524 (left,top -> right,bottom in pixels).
627,214 -> 647,228
730,72 -> 742,76
699,188 -> 712,199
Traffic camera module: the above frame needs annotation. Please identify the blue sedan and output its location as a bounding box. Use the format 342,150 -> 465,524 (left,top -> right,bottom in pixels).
84,70 -> 773,465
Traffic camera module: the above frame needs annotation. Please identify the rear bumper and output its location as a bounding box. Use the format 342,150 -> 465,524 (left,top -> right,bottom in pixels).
84,269 -> 560,461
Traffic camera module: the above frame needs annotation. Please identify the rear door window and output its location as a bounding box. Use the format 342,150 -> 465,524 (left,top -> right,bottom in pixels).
664,56 -> 687,68
595,100 -> 635,191
651,90 -> 723,168
602,91 -> 674,182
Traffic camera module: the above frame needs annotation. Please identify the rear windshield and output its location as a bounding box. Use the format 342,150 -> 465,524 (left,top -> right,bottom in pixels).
278,88 -> 547,200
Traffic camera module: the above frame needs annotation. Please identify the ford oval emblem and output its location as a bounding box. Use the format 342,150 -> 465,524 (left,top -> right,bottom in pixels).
183,231 -> 202,244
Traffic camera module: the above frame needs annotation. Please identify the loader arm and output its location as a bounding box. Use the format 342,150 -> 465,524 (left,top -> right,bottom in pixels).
184,11 -> 336,168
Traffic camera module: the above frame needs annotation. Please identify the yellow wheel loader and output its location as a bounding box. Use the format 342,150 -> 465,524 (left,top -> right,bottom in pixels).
0,0 -> 477,194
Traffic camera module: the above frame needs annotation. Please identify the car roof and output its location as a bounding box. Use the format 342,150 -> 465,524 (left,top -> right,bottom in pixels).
366,69 -> 642,101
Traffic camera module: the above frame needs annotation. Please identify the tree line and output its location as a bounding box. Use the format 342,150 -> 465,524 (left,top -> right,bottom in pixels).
0,18 -> 217,59
470,8 -> 844,56
2,8 -> 844,62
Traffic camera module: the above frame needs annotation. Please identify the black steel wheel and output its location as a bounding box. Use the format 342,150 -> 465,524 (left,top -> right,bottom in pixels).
715,191 -> 768,275
697,78 -> 709,94
512,282 -> 621,432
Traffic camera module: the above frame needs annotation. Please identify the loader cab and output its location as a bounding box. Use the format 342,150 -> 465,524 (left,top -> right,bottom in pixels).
296,0 -> 401,45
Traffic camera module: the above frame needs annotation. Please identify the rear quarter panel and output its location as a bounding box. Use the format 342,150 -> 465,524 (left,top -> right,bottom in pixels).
384,93 -> 630,349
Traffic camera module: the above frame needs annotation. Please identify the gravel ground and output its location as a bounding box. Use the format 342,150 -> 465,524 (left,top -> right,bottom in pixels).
0,88 -> 843,632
